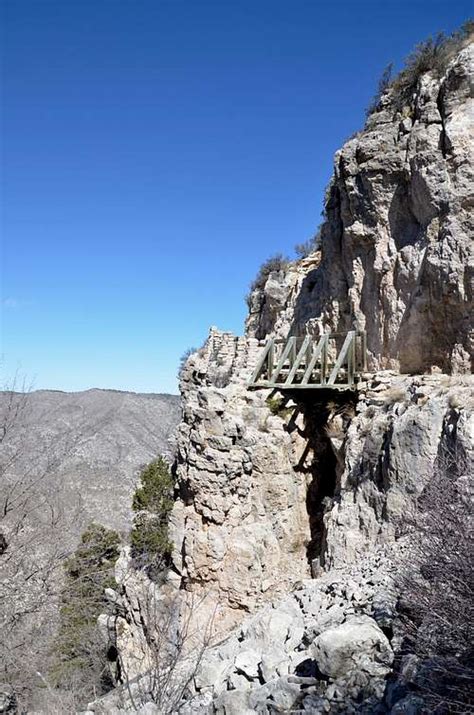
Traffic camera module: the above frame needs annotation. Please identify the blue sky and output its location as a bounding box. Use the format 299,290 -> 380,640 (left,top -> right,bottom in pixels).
1,0 -> 471,394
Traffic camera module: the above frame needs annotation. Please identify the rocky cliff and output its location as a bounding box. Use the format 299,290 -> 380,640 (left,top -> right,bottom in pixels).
92,38 -> 473,715
168,38 -> 473,633
247,43 -> 473,374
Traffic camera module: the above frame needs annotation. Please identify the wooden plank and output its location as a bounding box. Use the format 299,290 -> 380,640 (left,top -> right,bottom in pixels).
267,340 -> 274,380
249,339 -> 273,385
321,336 -> 328,385
327,331 -> 354,385
285,336 -> 310,385
361,331 -> 367,372
266,382 -> 352,391
269,336 -> 297,385
347,335 -> 355,386
301,335 -> 327,384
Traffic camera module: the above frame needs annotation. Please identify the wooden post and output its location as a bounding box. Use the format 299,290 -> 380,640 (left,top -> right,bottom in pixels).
347,334 -> 355,386
270,337 -> 297,385
327,331 -> 355,385
321,335 -> 328,385
302,335 -> 326,384
285,336 -> 311,385
267,340 -> 274,380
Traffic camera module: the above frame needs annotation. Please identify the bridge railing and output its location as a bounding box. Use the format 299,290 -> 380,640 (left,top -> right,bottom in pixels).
248,331 -> 367,390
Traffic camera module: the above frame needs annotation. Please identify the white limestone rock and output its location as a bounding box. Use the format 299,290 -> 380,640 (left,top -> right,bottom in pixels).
311,616 -> 394,680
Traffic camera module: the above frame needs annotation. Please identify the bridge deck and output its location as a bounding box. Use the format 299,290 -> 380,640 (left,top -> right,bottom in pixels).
248,331 -> 367,390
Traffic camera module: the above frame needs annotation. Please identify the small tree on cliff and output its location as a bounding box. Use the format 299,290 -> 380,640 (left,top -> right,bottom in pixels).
130,457 -> 175,577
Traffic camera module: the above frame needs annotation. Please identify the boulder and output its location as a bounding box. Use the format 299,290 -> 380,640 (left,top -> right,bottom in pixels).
311,616 -> 394,680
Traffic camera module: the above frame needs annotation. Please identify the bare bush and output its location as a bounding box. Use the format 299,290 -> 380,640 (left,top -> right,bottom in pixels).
178,347 -> 198,379
367,21 -> 474,116
365,63 -> 393,116
90,547 -> 217,713
397,432 -> 474,712
120,589 -> 215,712
245,253 -> 289,307
294,226 -> 322,259
0,377 -> 82,711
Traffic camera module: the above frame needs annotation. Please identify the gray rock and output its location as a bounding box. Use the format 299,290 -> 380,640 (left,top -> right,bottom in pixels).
234,648 -> 261,679
389,695 -> 425,714
246,45 -> 474,376
247,676 -> 302,711
311,616 -> 394,680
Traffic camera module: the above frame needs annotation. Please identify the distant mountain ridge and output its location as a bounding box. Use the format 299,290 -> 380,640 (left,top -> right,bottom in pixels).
0,387 -> 181,538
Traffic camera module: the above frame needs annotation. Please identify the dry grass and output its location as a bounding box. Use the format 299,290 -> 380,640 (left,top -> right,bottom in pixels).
367,21 -> 474,115
383,386 -> 408,405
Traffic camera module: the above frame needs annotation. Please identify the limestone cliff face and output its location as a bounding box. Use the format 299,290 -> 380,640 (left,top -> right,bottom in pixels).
171,345 -> 473,635
247,44 -> 473,374
167,42 -> 474,634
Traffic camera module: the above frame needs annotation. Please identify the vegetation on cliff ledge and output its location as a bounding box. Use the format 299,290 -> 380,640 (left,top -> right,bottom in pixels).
367,20 -> 474,115
51,523 -> 120,700
130,457 -> 175,576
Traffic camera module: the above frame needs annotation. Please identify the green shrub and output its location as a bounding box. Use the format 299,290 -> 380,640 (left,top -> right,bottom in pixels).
130,514 -> 171,561
130,458 -> 174,573
266,395 -> 293,421
367,21 -> 474,116
132,457 -> 174,513
52,523 -> 120,698
245,253 -> 289,307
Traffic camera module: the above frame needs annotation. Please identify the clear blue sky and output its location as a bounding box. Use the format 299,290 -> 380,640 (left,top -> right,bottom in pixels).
1,0 -> 471,394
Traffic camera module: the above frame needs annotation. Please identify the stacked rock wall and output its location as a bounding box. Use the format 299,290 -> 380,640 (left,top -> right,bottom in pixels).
170,329 -> 314,633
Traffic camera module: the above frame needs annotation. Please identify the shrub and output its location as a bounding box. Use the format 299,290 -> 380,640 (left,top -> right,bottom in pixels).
130,513 -> 171,563
245,253 -> 289,307
52,523 -> 120,699
294,226 -> 322,259
132,458 -> 174,513
367,21 -> 474,115
178,347 -> 197,379
397,438 -> 474,712
365,63 -> 393,116
130,458 -> 174,574
266,395 -> 294,421
392,33 -> 447,109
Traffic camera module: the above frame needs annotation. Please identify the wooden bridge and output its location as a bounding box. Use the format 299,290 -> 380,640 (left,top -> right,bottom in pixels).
249,331 -> 367,390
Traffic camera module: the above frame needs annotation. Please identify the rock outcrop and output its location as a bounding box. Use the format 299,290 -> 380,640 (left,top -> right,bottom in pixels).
171,347 -> 473,635
247,44 -> 473,375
